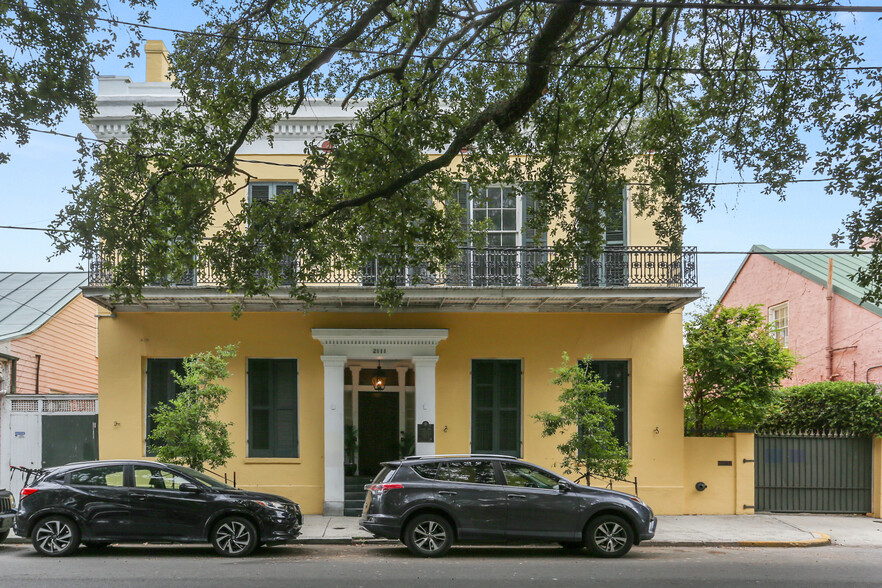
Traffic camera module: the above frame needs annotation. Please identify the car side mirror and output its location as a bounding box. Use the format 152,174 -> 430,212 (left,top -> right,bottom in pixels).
179,483 -> 200,493
558,482 -> 571,493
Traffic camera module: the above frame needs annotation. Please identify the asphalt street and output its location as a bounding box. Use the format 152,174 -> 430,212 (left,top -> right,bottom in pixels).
0,542 -> 880,587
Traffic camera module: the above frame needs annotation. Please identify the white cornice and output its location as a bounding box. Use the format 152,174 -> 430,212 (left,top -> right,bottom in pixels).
311,329 -> 449,359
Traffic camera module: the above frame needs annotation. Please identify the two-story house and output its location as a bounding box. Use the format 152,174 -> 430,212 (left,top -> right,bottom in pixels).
82,42 -> 702,516
721,244 -> 882,386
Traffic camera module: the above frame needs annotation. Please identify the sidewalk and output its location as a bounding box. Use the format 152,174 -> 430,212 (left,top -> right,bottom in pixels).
7,513 -> 882,547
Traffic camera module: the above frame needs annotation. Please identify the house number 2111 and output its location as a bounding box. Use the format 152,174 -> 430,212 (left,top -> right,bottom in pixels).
372,348 -> 386,355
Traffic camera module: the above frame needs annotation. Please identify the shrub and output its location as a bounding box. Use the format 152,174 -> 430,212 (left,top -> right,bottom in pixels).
762,381 -> 882,437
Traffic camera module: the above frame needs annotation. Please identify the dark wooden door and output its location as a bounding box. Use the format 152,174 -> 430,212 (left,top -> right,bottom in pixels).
358,392 -> 399,477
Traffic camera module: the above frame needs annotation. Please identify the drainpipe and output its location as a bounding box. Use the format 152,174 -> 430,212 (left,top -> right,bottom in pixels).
826,258 -> 834,381
35,353 -> 41,394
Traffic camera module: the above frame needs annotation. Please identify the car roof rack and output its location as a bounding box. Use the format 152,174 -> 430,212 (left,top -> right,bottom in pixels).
402,454 -> 521,461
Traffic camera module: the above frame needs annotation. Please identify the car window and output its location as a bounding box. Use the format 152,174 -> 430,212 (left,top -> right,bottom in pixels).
133,466 -> 191,490
438,461 -> 497,485
501,463 -> 560,489
69,465 -> 125,488
371,466 -> 395,485
171,466 -> 235,489
411,463 -> 439,480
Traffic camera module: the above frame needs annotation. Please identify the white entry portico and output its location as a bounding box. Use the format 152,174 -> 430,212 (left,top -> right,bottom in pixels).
312,329 -> 448,515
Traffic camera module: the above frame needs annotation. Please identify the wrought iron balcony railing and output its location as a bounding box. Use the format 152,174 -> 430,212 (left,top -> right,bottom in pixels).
87,246 -> 698,289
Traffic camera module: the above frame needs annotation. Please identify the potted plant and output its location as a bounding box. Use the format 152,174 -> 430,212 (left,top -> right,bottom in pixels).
344,425 -> 358,476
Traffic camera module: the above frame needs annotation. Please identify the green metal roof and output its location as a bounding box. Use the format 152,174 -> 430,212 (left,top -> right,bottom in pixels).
731,245 -> 882,318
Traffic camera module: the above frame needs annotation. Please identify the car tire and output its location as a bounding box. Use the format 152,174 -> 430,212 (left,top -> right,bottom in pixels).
0,530 -> 9,543
584,514 -> 634,558
211,516 -> 258,557
404,514 -> 454,558
559,540 -> 584,552
32,515 -> 81,557
83,541 -> 112,549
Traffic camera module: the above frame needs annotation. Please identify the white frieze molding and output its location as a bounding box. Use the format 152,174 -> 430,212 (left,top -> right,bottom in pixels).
310,329 -> 448,359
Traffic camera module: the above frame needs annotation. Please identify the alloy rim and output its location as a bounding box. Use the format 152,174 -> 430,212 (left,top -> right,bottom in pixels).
594,521 -> 627,553
35,520 -> 73,554
216,521 -> 252,554
413,520 -> 447,552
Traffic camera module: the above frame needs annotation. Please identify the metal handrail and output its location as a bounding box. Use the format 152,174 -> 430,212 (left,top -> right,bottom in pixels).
88,246 -> 698,289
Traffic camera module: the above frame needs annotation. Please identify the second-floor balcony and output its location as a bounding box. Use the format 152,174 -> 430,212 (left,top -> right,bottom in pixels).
84,246 -> 702,313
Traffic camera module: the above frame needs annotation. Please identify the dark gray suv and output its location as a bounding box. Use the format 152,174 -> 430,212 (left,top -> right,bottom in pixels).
360,455 -> 655,558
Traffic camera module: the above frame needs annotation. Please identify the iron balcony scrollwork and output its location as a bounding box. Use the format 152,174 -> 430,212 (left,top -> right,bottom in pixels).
89,246 -> 698,289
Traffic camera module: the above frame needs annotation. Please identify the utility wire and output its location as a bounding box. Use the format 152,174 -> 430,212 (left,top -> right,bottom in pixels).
0,224 -> 874,257
23,3 -> 882,74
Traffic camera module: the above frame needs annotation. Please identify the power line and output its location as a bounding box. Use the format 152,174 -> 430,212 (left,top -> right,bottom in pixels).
0,224 -> 873,257
24,3 -> 882,74
552,0 -> 882,12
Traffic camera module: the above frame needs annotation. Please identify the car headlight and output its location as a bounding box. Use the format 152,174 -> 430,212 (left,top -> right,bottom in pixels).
251,500 -> 288,511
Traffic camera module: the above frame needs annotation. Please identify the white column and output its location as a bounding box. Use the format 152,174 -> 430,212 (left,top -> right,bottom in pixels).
321,355 -> 347,515
396,366 -> 408,449
412,356 -> 438,456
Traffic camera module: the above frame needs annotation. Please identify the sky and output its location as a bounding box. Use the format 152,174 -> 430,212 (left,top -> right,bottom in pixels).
0,3 -> 878,317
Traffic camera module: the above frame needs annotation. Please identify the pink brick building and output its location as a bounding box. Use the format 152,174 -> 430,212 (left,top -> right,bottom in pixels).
720,245 -> 882,386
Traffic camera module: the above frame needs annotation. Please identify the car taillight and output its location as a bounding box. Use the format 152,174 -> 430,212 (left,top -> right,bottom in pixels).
369,483 -> 403,494
20,488 -> 38,499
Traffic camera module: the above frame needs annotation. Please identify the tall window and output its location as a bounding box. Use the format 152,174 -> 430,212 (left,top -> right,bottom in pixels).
146,358 -> 184,455
583,186 -> 628,286
769,303 -> 789,348
584,360 -> 629,447
450,184 -> 546,286
471,360 -> 521,457
248,359 -> 299,458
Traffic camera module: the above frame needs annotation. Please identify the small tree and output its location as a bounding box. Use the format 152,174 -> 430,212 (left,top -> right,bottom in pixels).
684,305 -> 797,432
533,354 -> 630,483
148,344 -> 238,471
762,381 -> 882,437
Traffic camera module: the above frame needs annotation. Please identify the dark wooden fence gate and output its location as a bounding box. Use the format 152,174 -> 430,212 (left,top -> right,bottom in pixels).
755,433 -> 873,513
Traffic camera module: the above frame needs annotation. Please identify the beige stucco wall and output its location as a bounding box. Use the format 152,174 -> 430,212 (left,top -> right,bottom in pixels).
683,433 -> 755,515
97,309 -> 687,514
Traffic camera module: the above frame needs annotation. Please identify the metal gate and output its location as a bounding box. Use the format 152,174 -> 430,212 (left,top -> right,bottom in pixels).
755,433 -> 873,513
1,395 -> 98,497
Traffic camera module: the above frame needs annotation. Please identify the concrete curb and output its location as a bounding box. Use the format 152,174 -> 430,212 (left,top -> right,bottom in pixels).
3,533 -> 833,549
648,532 -> 831,549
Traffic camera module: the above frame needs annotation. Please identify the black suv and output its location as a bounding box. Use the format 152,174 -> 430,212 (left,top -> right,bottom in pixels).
360,455 -> 656,558
14,460 -> 302,557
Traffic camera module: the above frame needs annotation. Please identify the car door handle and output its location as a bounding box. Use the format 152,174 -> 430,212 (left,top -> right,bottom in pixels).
439,491 -> 457,496
507,493 -> 527,499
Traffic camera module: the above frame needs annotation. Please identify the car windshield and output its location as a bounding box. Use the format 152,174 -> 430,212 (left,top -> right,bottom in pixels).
171,466 -> 236,489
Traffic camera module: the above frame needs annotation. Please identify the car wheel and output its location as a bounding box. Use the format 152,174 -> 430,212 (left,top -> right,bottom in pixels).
584,515 -> 633,558
559,540 -> 584,552
211,516 -> 258,557
84,542 -> 112,549
32,515 -> 81,557
404,514 -> 454,558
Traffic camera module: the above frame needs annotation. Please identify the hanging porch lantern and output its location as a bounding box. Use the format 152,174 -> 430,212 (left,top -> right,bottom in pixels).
371,360 -> 386,391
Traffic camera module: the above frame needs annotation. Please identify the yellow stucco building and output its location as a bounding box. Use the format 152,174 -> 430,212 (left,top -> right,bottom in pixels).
83,43 -> 713,516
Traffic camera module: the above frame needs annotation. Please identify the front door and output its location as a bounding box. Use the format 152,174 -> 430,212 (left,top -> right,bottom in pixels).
358,391 -> 399,477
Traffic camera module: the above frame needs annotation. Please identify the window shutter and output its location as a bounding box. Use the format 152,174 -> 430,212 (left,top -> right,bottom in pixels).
250,184 -> 270,203
522,190 -> 547,247
471,360 -> 521,457
605,185 -> 626,245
